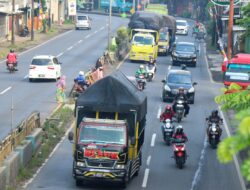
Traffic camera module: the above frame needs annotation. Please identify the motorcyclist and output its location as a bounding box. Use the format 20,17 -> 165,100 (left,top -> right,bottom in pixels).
172,125 -> 188,143
135,65 -> 147,79
172,87 -> 190,117
206,110 -> 223,137
6,49 -> 18,70
160,105 -> 175,122
74,71 -> 88,90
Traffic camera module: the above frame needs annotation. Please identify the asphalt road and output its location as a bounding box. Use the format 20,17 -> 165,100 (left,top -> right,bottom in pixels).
22,17 -> 243,190
0,15 -> 127,140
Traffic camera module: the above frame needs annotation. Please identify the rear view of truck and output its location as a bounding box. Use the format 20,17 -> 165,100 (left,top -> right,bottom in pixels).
68,71 -> 147,187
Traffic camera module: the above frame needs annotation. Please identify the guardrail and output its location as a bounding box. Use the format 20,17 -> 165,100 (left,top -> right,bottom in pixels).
0,111 -> 40,163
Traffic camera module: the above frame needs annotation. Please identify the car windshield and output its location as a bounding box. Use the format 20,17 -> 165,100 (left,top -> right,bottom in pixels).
176,44 -> 195,52
228,63 -> 250,73
79,124 -> 126,145
31,58 -> 52,66
177,21 -> 187,26
133,36 -> 154,45
168,73 -> 192,84
160,32 -> 168,41
78,16 -> 87,20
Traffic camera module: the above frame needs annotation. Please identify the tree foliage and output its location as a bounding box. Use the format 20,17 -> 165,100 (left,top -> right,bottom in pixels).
237,3 -> 250,37
216,83 -> 250,181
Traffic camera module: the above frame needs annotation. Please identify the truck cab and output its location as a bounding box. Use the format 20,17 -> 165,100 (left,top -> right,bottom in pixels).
158,27 -> 170,56
222,53 -> 250,88
130,29 -> 159,62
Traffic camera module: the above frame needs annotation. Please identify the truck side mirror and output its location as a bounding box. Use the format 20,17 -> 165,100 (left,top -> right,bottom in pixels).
130,137 -> 136,146
68,131 -> 74,142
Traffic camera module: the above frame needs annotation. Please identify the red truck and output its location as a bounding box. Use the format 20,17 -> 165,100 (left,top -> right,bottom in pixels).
222,53 -> 250,88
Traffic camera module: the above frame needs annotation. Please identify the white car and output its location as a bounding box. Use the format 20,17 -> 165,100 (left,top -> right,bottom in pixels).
75,15 -> 91,30
176,20 -> 189,35
29,55 -> 61,82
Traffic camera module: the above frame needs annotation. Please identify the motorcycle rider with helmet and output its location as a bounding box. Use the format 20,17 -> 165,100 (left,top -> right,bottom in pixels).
74,71 -> 89,92
135,65 -> 147,78
6,49 -> 18,70
172,87 -> 190,117
160,105 -> 175,122
172,125 -> 188,143
206,110 -> 223,138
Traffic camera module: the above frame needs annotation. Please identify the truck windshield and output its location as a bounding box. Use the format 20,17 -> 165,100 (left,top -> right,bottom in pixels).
160,33 -> 168,41
133,36 -> 154,45
79,125 -> 126,145
228,63 -> 250,73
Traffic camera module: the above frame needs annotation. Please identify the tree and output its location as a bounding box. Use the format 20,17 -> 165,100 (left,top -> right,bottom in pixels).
237,3 -> 250,37
215,83 -> 250,181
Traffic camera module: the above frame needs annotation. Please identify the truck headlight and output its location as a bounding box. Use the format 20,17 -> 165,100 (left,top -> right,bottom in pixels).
115,164 -> 125,169
188,87 -> 195,93
76,161 -> 86,167
164,85 -> 171,91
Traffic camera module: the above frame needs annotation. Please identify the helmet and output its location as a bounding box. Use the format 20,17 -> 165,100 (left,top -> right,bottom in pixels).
165,105 -> 172,112
10,49 -> 14,53
139,65 -> 144,69
212,110 -> 218,117
165,119 -> 171,123
79,71 -> 84,76
179,87 -> 185,93
176,125 -> 183,134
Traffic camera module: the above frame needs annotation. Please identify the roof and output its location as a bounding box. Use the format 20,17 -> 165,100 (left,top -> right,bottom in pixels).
132,28 -> 158,33
176,42 -> 195,46
32,55 -> 55,59
230,53 -> 250,63
168,69 -> 191,75
176,20 -> 187,23
76,70 -> 147,120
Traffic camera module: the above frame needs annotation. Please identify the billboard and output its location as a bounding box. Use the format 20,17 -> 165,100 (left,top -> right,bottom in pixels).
68,0 -> 77,16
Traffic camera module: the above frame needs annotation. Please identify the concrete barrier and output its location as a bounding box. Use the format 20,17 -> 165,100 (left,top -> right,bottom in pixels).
15,140 -> 33,167
26,128 -> 43,153
3,152 -> 20,187
0,167 -> 7,190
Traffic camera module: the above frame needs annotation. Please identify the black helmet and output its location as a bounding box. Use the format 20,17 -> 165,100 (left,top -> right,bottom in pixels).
212,110 -> 218,117
10,49 -> 14,53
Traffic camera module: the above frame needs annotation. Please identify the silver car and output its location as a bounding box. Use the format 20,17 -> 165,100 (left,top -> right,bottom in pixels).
75,15 -> 91,30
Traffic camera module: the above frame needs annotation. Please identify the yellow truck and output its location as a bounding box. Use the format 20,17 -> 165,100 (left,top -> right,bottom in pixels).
130,28 -> 159,62
158,27 -> 170,56
68,71 -> 147,188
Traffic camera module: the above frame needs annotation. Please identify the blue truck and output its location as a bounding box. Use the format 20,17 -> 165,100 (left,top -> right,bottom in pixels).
101,0 -> 133,13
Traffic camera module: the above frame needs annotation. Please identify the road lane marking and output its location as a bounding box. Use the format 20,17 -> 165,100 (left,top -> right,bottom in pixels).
168,65 -> 172,70
219,107 -> 247,190
190,135 -> 208,190
57,52 -> 64,57
100,26 -> 105,30
85,34 -> 91,38
67,46 -> 73,51
146,155 -> 151,166
142,168 -> 150,188
94,30 -> 98,34
0,86 -> 12,95
157,105 -> 161,119
24,74 -> 29,79
78,40 -> 83,43
150,133 -> 156,147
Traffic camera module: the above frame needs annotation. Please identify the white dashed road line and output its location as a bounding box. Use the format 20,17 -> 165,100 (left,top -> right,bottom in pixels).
85,34 -> 91,39
150,133 -> 156,147
78,40 -> 83,43
24,74 -> 29,79
57,52 -> 64,57
142,168 -> 150,188
146,155 -> 151,166
0,86 -> 12,95
157,105 -> 162,119
67,46 -> 73,51
100,26 -> 105,30
94,30 -> 98,34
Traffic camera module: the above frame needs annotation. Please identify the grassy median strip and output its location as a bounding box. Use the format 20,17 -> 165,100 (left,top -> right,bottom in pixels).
17,104 -> 74,186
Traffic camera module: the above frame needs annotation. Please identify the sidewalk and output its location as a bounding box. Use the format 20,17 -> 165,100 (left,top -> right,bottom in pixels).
0,23 -> 74,60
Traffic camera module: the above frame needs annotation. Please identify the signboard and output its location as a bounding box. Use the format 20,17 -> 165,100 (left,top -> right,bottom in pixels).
211,0 -> 240,6
68,0 -> 76,16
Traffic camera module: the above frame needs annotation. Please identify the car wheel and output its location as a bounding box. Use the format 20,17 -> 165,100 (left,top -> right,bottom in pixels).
162,92 -> 167,102
193,62 -> 197,67
172,60 -> 176,66
75,27 -> 78,30
29,78 -> 33,82
190,96 -> 195,104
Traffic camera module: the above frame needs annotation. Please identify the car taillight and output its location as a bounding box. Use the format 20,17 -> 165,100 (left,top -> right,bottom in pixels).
29,66 -> 36,69
47,66 -> 55,70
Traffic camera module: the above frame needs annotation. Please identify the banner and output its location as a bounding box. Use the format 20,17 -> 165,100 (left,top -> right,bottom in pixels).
68,0 -> 76,16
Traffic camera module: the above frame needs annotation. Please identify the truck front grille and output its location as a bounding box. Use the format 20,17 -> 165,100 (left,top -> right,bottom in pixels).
86,159 -> 115,168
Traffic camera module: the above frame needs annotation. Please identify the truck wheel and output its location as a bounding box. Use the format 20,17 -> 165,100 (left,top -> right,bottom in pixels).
76,179 -> 83,186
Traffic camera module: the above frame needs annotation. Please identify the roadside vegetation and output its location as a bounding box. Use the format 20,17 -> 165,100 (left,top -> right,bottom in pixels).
17,105 -> 74,186
215,83 -> 250,181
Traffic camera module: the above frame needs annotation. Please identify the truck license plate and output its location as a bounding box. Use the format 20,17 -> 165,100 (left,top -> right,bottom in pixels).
95,173 -> 103,177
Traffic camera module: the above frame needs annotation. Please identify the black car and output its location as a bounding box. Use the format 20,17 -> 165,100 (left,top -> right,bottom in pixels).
161,69 -> 197,104
171,42 -> 198,67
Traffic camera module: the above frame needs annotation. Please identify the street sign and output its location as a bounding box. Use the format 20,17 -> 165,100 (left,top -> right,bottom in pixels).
211,0 -> 240,6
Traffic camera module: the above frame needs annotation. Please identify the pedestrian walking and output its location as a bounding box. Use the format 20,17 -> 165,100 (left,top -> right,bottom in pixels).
56,75 -> 66,103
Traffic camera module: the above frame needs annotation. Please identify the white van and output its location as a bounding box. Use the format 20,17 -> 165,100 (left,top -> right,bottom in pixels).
75,15 -> 91,30
176,20 -> 188,35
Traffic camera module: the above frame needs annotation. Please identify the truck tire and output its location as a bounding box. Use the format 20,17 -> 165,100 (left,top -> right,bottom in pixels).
76,179 -> 83,186
121,162 -> 131,188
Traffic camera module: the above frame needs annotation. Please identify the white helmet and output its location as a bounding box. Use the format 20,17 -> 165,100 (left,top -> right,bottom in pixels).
79,71 -> 84,76
139,65 -> 144,69
176,125 -> 183,134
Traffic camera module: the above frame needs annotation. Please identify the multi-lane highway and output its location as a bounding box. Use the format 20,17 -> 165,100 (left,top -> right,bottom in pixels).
7,15 -> 243,190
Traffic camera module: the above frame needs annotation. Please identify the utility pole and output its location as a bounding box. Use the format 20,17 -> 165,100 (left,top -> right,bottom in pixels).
11,0 -> 15,45
108,0 -> 112,52
31,0 -> 34,41
227,0 -> 234,59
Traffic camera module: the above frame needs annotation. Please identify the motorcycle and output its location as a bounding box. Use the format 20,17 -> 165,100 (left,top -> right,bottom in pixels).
6,61 -> 16,73
146,64 -> 156,82
72,79 -> 88,98
172,138 -> 187,169
136,74 -> 146,91
161,119 -> 175,146
175,99 -> 185,123
207,120 -> 222,149
19,26 -> 29,37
